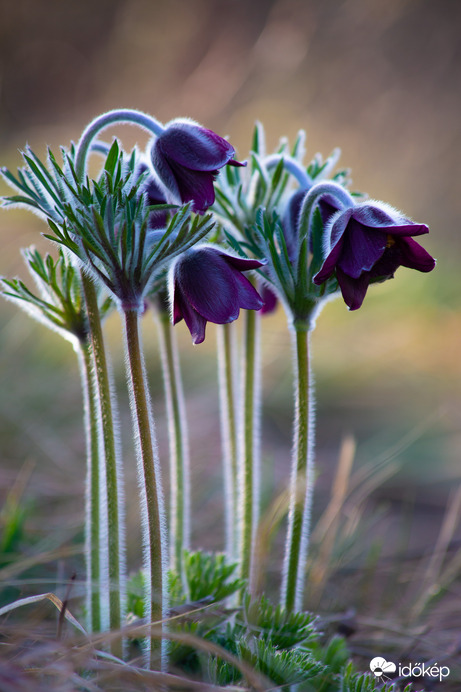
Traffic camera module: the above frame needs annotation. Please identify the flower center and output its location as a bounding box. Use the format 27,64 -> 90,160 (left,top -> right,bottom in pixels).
386,235 -> 396,248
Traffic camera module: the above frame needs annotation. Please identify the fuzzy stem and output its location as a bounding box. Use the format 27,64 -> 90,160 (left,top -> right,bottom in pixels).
124,308 -> 165,668
281,326 -> 314,612
156,310 -> 190,584
239,309 -> 261,588
217,323 -> 239,560
78,337 -> 102,632
75,108 -> 164,179
81,274 -> 124,653
296,181 -> 355,251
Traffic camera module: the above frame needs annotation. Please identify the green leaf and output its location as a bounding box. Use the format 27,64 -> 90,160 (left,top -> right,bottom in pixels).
104,139 -> 120,178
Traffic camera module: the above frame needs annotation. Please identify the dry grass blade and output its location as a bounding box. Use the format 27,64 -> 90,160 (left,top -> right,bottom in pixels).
309,435 -> 355,598
0,591 -> 87,635
409,484 -> 461,620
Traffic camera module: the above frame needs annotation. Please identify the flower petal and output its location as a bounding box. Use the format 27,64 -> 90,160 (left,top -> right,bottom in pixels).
173,287 -> 207,344
352,205 -> 429,236
398,237 -> 436,272
336,267 -> 371,310
338,218 -> 387,278
232,271 -> 265,310
313,236 -> 345,284
176,250 -> 240,323
221,253 -> 265,272
156,122 -> 237,171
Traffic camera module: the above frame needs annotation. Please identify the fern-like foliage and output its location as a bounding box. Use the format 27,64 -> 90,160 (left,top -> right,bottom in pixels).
242,593 -> 318,649
182,550 -> 245,603
238,638 -> 325,687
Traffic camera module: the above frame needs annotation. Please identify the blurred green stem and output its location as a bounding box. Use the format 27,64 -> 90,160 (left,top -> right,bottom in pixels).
124,308 -> 165,669
82,274 -> 124,655
239,308 -> 261,589
281,326 -> 313,612
79,337 -> 102,633
217,323 -> 239,559
156,310 -> 189,586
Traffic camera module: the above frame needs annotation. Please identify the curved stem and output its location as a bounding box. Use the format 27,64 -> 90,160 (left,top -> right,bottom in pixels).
81,273 -> 125,654
238,308 -> 261,589
156,310 -> 190,584
217,323 -> 239,560
75,109 -> 164,179
124,308 -> 166,669
78,337 -> 102,632
297,181 -> 355,247
265,154 -> 312,188
281,326 -> 314,612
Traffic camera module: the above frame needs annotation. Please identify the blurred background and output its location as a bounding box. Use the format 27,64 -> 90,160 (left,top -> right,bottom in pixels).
0,0 -> 460,675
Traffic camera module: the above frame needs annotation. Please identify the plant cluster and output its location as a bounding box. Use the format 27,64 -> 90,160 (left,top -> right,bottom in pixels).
0,109 -> 435,689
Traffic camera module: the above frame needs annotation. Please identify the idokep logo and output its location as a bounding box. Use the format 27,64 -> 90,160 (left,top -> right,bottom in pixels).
370,656 -> 451,683
369,657 -> 396,681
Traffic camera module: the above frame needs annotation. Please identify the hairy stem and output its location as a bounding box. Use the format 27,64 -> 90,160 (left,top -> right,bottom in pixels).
79,337 -> 102,632
81,274 -> 124,653
217,323 -> 239,559
75,108 -> 164,179
281,326 -> 314,612
156,310 -> 190,585
239,309 -> 261,588
124,308 -> 165,668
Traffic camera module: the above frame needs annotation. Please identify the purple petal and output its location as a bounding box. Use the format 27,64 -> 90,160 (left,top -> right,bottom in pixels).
352,205 -> 429,236
176,251 -> 240,323
338,218 -> 387,279
336,267 -> 371,310
156,122 -> 237,171
151,147 -> 181,199
174,289 -> 208,344
232,271 -> 265,310
220,253 -> 265,272
398,237 -> 436,272
313,236 -> 345,284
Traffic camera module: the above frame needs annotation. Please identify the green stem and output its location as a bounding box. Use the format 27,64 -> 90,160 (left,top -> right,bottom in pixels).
281,326 -> 313,612
217,323 -> 239,559
239,309 -> 261,587
124,308 -> 165,669
78,337 -> 102,633
156,311 -> 189,584
81,274 -> 124,652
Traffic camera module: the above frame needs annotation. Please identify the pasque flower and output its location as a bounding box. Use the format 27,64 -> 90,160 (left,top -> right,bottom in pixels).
151,119 -> 245,214
313,200 -> 436,310
171,247 -> 264,344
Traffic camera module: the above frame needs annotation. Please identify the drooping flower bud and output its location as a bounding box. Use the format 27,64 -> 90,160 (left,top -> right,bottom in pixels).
151,119 -> 245,214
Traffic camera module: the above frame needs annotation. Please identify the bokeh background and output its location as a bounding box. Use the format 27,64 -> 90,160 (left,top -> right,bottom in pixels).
1,0 -> 461,676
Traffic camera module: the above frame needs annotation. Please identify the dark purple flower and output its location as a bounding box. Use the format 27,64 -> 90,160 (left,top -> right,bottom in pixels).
313,201 -> 436,310
172,247 -> 264,343
151,120 -> 246,214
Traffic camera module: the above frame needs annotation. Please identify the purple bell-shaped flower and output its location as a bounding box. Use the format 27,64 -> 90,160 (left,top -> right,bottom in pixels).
171,246 -> 264,343
313,200 -> 436,310
151,119 -> 246,214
